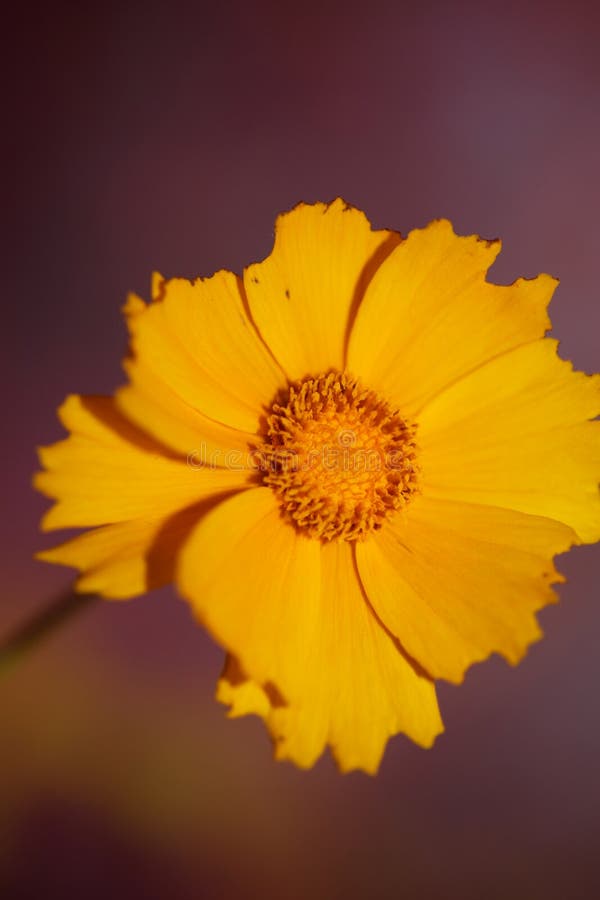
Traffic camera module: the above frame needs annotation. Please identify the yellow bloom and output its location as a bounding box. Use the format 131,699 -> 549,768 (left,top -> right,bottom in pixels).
35,200 -> 600,774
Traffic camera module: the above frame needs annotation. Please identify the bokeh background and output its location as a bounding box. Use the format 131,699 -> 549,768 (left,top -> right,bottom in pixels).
3,1 -> 600,897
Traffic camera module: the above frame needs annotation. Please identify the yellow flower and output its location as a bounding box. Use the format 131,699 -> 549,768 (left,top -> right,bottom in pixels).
35,200 -> 600,774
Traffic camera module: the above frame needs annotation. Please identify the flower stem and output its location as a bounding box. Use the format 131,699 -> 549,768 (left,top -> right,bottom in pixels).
0,589 -> 96,676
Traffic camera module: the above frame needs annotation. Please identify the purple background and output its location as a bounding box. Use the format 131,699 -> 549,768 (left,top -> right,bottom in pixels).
3,1 -> 600,897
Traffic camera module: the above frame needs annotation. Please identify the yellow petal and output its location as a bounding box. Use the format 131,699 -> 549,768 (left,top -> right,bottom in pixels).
177,487 -> 322,705
216,655 -> 327,770
116,356 -> 256,462
36,505 -> 206,599
419,340 -> 600,542
216,655 -> 272,719
35,395 -> 253,530
357,496 -> 577,684
348,219 -> 556,415
244,199 -> 401,379
126,270 -> 286,433
293,541 -> 442,773
191,507 -> 443,773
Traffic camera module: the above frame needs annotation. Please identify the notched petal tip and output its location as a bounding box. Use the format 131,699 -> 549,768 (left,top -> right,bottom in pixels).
122,292 -> 146,319
151,271 -> 167,301
56,394 -> 95,431
493,614 -> 546,670
509,271 -> 558,306
32,467 -> 54,499
122,273 -> 169,320
331,715 -> 445,776
34,546 -> 58,563
418,721 -> 446,750
37,505 -> 66,532
34,443 -> 51,468
412,217 -> 502,250
267,197 -> 379,244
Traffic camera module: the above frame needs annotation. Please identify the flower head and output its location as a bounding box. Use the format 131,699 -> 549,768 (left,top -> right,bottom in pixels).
35,200 -> 600,773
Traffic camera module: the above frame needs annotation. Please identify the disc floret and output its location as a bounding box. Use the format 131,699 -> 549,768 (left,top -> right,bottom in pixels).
259,372 -> 420,540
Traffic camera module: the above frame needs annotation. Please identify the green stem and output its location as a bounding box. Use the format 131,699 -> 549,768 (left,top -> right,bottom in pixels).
0,589 -> 97,675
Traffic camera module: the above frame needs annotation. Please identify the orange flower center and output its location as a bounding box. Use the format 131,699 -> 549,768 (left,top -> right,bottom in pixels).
258,372 -> 420,541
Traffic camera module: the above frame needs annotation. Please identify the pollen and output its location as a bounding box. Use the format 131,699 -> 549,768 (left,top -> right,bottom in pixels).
258,372 -> 420,541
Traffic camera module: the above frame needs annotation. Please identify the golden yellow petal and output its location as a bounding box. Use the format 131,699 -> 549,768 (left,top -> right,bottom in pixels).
216,655 -> 327,770
348,219 -> 556,416
310,541 -> 442,773
244,199 -> 401,379
36,505 -> 205,599
116,356 -> 256,462
177,487 -> 322,705
35,395 -> 253,530
201,525 -> 443,773
419,340 -> 600,542
357,496 -> 577,684
216,655 -> 272,719
125,270 -> 286,433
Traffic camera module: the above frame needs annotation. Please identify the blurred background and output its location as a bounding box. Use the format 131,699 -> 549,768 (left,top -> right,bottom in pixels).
3,0 -> 600,897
